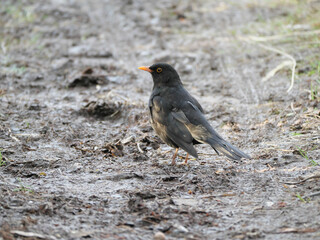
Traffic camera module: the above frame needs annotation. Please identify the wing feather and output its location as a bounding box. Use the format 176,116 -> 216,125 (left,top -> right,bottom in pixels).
150,95 -> 198,158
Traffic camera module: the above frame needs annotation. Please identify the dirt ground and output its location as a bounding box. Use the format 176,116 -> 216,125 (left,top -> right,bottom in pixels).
1,0 -> 320,239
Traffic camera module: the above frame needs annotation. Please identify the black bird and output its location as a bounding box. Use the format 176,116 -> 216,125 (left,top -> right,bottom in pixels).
139,63 -> 250,165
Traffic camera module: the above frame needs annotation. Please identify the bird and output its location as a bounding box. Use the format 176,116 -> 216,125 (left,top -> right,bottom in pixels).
138,63 -> 250,165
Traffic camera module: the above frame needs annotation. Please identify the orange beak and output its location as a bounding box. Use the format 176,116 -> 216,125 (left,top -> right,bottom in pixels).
138,66 -> 153,73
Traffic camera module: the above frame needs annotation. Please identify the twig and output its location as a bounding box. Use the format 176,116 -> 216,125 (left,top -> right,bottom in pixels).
305,191 -> 320,198
264,148 -> 293,152
201,193 -> 236,198
283,174 -> 320,185
137,142 -> 144,153
161,150 -> 172,154
262,60 -> 292,82
246,29 -> 320,42
10,230 -> 57,240
255,42 -> 296,92
240,36 -> 297,93
7,128 -> 20,142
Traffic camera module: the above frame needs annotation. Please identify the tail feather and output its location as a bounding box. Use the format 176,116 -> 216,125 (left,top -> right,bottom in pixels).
208,138 -> 250,160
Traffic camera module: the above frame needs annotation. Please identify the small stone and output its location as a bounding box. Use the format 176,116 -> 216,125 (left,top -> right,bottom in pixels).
265,201 -> 274,207
173,223 -> 189,233
154,231 -> 166,240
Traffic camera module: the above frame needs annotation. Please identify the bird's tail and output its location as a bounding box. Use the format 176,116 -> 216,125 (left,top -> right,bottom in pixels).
207,138 -> 251,160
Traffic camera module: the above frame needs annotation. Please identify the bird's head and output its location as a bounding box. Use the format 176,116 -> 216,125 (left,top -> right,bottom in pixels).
139,63 -> 182,87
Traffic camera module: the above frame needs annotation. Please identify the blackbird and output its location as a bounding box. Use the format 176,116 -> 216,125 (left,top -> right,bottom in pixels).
139,63 -> 250,165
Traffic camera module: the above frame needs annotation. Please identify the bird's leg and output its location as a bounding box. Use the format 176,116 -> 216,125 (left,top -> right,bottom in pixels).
171,148 -> 179,165
184,153 -> 189,164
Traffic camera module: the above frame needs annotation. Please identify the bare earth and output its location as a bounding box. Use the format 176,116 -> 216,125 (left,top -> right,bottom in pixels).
1,0 -> 320,239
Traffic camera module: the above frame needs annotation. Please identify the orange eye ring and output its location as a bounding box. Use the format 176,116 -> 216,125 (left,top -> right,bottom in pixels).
156,67 -> 162,73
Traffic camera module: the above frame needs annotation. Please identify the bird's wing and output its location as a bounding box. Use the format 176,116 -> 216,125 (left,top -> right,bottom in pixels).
150,95 -> 198,158
178,101 -> 218,142
176,101 -> 251,160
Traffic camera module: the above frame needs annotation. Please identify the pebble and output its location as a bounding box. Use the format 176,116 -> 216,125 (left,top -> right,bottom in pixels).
154,231 -> 166,240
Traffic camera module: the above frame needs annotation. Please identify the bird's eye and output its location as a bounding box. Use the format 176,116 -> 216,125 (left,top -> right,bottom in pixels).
156,67 -> 162,73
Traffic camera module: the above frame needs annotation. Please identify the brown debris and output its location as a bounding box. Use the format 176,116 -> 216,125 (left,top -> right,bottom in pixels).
79,100 -> 123,118
0,223 -> 14,240
102,142 -> 124,157
68,68 -> 109,88
140,135 -> 161,150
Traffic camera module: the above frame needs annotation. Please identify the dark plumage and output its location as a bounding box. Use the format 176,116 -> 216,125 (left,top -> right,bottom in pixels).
139,63 -> 250,165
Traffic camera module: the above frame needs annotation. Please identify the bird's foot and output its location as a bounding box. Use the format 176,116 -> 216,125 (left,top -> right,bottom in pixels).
171,148 -> 178,166
184,153 -> 189,165
181,162 -> 190,167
